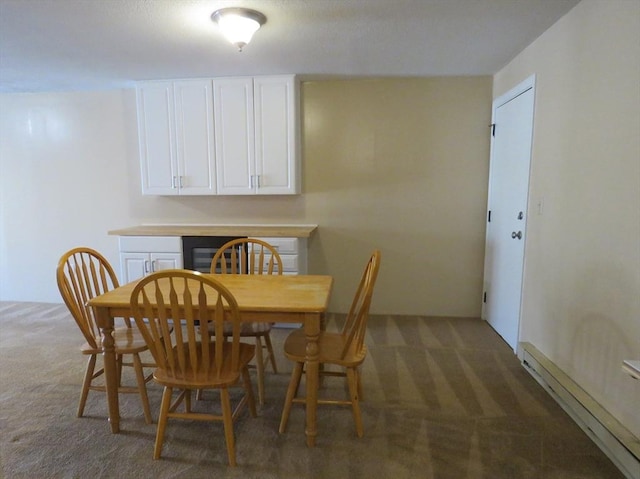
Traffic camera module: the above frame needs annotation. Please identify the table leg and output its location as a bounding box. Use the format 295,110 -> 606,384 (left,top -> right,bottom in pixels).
95,307 -> 120,433
304,312 -> 321,447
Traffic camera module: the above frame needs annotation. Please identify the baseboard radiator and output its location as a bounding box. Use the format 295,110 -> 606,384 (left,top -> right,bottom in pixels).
520,342 -> 640,479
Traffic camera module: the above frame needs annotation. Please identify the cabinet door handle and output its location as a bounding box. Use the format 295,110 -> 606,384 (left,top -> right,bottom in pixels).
144,260 -> 150,273
256,175 -> 261,188
172,176 -> 177,189
179,176 -> 183,188
151,260 -> 156,272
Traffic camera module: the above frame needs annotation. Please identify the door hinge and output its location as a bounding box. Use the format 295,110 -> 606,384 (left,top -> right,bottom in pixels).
490,123 -> 496,137
483,291 -> 487,303
487,210 -> 491,222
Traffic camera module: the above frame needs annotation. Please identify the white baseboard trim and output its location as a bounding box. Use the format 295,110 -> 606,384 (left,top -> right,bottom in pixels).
520,342 -> 640,479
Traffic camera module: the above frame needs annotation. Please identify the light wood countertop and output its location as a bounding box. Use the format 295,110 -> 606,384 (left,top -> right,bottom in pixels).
108,224 -> 317,238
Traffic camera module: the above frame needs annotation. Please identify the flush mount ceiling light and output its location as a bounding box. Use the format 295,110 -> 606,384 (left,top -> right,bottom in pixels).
211,7 -> 267,52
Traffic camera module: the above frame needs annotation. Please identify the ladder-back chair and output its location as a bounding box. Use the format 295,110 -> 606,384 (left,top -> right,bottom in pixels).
279,250 -> 381,438
208,238 -> 283,405
56,247 -> 153,424
130,269 -> 257,466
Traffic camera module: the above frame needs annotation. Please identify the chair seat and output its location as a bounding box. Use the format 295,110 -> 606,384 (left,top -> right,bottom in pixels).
80,326 -> 149,355
283,329 -> 367,368
153,342 -> 256,389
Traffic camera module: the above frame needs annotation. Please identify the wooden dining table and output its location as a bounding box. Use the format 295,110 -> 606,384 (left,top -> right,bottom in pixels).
88,273 -> 333,447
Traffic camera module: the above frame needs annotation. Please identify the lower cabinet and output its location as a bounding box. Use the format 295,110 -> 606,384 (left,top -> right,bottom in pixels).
116,235 -> 306,285
253,237 -> 307,275
118,236 -> 182,283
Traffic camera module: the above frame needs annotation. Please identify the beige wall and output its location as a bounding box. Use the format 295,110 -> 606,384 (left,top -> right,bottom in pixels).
0,77 -> 492,316
301,78 -> 491,314
494,0 -> 640,436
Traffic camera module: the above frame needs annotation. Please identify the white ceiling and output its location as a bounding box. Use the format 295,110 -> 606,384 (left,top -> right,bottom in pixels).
0,0 -> 580,93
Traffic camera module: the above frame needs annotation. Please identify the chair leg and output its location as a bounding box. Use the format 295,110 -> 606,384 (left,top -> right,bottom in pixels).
77,355 -> 97,417
116,354 -> 123,387
220,388 -> 236,467
263,332 -> 278,373
279,361 -> 303,434
346,367 -> 363,437
132,353 -> 153,424
356,367 -> 363,401
185,389 -> 192,413
242,366 -> 257,417
154,387 -> 172,460
254,336 -> 266,406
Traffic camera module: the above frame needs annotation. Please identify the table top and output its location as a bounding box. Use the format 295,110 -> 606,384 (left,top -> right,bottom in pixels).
88,274 -> 333,314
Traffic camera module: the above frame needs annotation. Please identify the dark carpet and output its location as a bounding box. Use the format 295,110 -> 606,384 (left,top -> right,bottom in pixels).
0,302 -> 624,478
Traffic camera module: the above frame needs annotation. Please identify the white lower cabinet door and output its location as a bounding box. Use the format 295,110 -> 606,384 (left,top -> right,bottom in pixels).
151,253 -> 182,273
121,252 -> 149,283
120,252 -> 182,283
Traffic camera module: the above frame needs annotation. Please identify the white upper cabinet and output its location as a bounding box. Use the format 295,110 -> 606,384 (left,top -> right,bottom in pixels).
137,79 -> 216,195
137,75 -> 298,196
214,75 -> 299,195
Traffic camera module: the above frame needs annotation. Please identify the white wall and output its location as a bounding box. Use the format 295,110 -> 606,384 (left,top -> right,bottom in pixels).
0,90 -> 138,302
494,0 -> 640,437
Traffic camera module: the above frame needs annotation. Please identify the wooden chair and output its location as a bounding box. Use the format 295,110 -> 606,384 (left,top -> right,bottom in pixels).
130,269 -> 257,467
208,238 -> 282,405
279,250 -> 381,438
56,247 -> 153,424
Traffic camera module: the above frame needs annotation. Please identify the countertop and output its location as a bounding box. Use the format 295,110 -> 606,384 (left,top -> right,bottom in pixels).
108,224 -> 318,238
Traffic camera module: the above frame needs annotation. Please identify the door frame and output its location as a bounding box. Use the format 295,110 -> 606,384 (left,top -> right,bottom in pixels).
481,74 -> 536,353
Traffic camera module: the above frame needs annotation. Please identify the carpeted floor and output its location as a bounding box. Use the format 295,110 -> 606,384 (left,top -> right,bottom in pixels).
0,301 -> 624,478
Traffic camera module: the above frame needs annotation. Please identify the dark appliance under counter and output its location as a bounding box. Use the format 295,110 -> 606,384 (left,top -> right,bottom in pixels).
181,236 -> 247,273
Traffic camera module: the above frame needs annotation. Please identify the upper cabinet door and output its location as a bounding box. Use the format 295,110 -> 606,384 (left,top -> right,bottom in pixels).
137,82 -> 177,195
174,80 -> 216,195
254,76 -> 299,195
214,77 -> 256,195
137,80 -> 216,196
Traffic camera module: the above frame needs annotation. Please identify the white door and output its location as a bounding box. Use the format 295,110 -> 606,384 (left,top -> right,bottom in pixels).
482,76 -> 535,351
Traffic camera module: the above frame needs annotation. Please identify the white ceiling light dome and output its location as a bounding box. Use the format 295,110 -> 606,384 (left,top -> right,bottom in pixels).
211,7 -> 267,52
